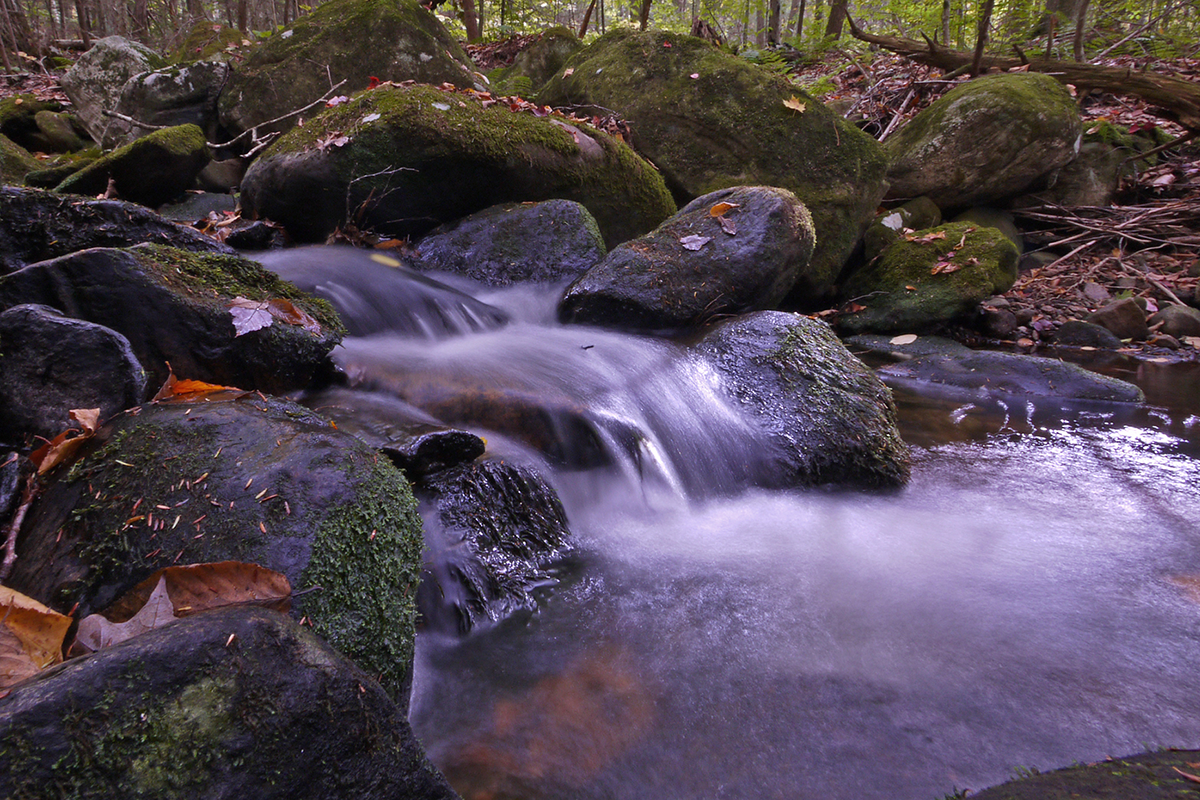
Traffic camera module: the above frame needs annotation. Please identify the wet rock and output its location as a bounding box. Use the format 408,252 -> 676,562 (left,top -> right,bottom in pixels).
1149,304 -> 1200,338
218,0 -> 478,139
239,83 -> 674,249
695,311 -> 910,489
977,305 -> 1018,339
559,185 -> 815,331
55,123 -> 210,208
0,244 -> 342,393
538,29 -> 887,301
884,73 -> 1082,210
1053,319 -> 1124,349
877,349 -> 1144,403
967,748 -> 1200,800
1086,297 -> 1148,341
845,333 -> 973,358
223,219 -> 288,250
61,36 -> 167,145
416,458 -> 570,632
861,197 -> 942,261
253,245 -> 509,338
0,607 -> 459,800
0,305 -> 146,447
0,186 -> 235,275
197,157 -> 245,191
156,191 -> 239,223
106,60 -> 229,148
5,395 -> 424,699
414,199 -> 606,286
838,222 -> 1020,334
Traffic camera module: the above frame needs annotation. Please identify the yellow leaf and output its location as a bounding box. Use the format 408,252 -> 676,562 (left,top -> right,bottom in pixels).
709,201 -> 740,218
0,587 -> 72,687
783,96 -> 807,113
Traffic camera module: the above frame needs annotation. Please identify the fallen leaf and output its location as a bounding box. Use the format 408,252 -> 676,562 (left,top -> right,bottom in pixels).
0,587 -> 72,687
890,334 -> 918,345
718,216 -> 737,235
263,298 -> 322,334
73,577 -> 176,652
229,297 -> 274,336
844,302 -> 867,313
689,73 -> 700,79
680,234 -> 711,251
0,626 -> 38,688
30,428 -> 89,475
562,67 -> 574,77
783,95 -> 807,113
1173,767 -> 1200,784
361,112 -> 381,123
709,201 -> 740,217
1183,336 -> 1200,349
152,364 -> 241,402
70,408 -> 101,434
905,230 -> 947,244
931,260 -> 961,275
100,561 -> 292,623
370,254 -> 404,268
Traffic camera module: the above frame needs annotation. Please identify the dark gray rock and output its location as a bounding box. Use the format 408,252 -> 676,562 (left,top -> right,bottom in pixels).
0,304 -> 146,446
695,310 -> 910,489
559,186 -> 815,331
6,395 -> 424,700
1149,304 -> 1200,338
31,110 -> 89,153
60,36 -> 167,145
107,60 -> 229,148
1053,319 -> 1124,349
0,607 -> 459,800
1086,297 -> 1148,341
55,123 -> 210,208
977,305 -> 1019,339
414,199 -> 606,286
0,186 -> 235,275
156,190 -> 239,222
0,244 -> 342,394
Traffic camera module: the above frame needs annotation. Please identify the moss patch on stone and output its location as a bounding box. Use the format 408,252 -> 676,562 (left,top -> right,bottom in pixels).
55,123 -> 209,207
0,132 -> 39,183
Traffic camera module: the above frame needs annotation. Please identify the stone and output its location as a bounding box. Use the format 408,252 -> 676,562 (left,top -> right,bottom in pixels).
694,310 -> 910,489
838,222 -> 1020,334
6,395 -> 425,700
861,196 -> 942,261
196,157 -> 245,191
218,0 -> 479,139
884,73 -> 1082,209
951,207 -> 1023,253
31,110 -> 89,152
0,607 -> 460,799
1086,297 -> 1148,341
0,304 -> 146,447
1149,304 -> 1200,338
0,132 -> 39,183
106,60 -> 230,148
977,306 -> 1018,338
55,123 -> 210,208
537,29 -> 888,301
0,186 -> 234,275
487,25 -> 582,96
60,36 -> 167,145
0,94 -> 68,151
413,199 -> 607,286
0,244 -> 342,393
239,83 -> 675,248
1053,319 -> 1124,349
559,185 -> 815,331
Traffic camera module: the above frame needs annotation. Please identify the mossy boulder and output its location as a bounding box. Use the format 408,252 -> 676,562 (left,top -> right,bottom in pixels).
5,395 -> 426,700
694,310 -> 910,489
55,124 -> 210,208
0,607 -> 459,800
0,244 -> 342,393
537,29 -> 888,301
967,748 -> 1200,800
0,186 -> 234,275
217,0 -> 479,139
884,72 -> 1082,210
488,26 -> 582,96
0,132 -> 39,184
0,94 -> 67,152
106,61 -> 230,148
239,83 -> 675,247
169,19 -> 248,63
838,222 -> 1020,334
861,196 -> 942,261
30,110 -> 90,153
61,36 -> 168,145
413,199 -> 607,286
558,185 -> 814,331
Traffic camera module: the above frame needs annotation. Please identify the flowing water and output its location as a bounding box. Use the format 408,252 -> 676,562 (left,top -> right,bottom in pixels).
279,250 -> 1200,800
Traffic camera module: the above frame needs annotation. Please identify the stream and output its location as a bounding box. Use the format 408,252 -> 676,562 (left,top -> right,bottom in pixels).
269,248 -> 1200,800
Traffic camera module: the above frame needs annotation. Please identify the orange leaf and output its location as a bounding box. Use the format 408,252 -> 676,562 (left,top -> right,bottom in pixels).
709,201 -> 740,218
100,561 -> 292,624
30,428 -> 88,475
1,587 -> 72,688
152,368 -> 240,402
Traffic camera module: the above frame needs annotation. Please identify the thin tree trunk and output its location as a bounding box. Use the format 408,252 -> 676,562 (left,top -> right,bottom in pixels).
75,0 -> 90,46
972,0 -> 994,75
1045,12 -> 1055,58
824,0 -> 846,38
578,0 -> 596,36
794,0 -> 804,38
637,0 -> 650,29
460,0 -> 480,40
940,0 -> 950,43
767,0 -> 780,44
1073,0 -> 1090,60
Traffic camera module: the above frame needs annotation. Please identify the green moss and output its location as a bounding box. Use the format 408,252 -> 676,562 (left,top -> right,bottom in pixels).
170,20 -> 247,63
0,132 -> 39,184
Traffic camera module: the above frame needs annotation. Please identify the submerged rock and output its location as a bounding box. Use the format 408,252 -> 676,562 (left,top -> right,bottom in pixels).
559,185 -> 814,331
0,607 -> 459,800
695,311 -> 910,489
6,394 -> 425,700
884,72 -> 1082,209
537,29 -> 887,301
239,83 -> 675,248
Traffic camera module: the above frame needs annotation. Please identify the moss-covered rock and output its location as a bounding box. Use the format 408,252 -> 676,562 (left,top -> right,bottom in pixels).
0,94 -> 67,152
55,123 -> 210,208
558,185 -> 814,331
0,132 -> 39,184
6,395 -> 425,700
487,26 -> 582,96
169,20 -> 248,63
0,244 -> 342,392
861,196 -> 942,261
838,222 -> 1020,334
0,607 -> 460,799
537,29 -> 888,301
239,83 -> 676,247
966,748 -> 1200,800
884,72 -> 1082,210
61,36 -> 168,145
218,0 -> 479,138
30,110 -> 90,153
694,310 -> 910,488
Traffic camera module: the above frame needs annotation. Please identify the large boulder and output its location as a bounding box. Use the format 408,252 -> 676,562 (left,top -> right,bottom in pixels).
413,199 -> 607,286
218,0 -> 478,138
0,132 -> 39,183
105,61 -> 230,148
239,83 -> 675,247
838,222 -> 1020,334
60,36 -> 167,145
0,304 -> 146,447
0,186 -> 235,275
537,29 -> 888,300
487,26 -> 582,96
0,607 -> 459,799
0,244 -> 342,393
694,311 -> 910,488
0,94 -> 84,153
884,72 -> 1082,210
55,123 -> 210,207
5,394 -> 425,700
558,185 -> 814,330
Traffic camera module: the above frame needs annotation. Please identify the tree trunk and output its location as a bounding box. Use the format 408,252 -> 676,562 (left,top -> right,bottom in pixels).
794,0 -> 804,38
767,0 -> 780,44
824,0 -> 846,38
1073,0 -> 1090,60
460,0 -> 480,40
972,0 -> 994,76
74,0 -> 90,46
637,0 -> 650,29
578,0 -> 597,36
940,0 -> 950,43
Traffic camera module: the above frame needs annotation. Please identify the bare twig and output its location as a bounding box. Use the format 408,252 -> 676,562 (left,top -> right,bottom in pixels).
0,473 -> 36,584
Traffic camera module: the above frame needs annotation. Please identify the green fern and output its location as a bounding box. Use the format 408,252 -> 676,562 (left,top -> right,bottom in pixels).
741,47 -> 791,76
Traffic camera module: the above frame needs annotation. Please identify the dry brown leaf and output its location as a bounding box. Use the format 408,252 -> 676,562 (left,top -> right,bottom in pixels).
1173,767 -> 1200,784
709,201 -> 740,217
931,260 -> 962,275
101,561 -> 292,623
264,298 -> 322,335
890,334 -> 918,345
70,408 -> 101,433
905,231 -> 947,244
74,577 -> 176,652
0,625 -> 39,687
152,368 -> 240,402
0,587 -> 72,687
30,427 -> 90,475
718,216 -> 737,235
680,234 -> 711,251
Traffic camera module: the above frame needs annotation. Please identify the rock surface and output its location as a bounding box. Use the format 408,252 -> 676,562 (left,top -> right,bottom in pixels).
61,36 -> 167,145
107,60 -> 230,148
55,123 -> 210,208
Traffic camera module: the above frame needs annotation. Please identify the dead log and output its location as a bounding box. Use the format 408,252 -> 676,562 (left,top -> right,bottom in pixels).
846,14 -> 1200,132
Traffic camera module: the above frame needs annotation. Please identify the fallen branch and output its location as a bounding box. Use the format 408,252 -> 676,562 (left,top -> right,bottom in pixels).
0,473 -> 37,584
